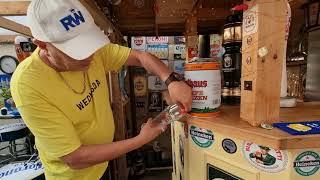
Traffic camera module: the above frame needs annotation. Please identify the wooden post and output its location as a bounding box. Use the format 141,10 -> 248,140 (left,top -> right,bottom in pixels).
240,0 -> 288,126
185,15 -> 198,63
0,1 -> 29,16
0,35 -> 17,43
79,0 -> 123,39
110,71 -> 128,180
0,16 -> 32,37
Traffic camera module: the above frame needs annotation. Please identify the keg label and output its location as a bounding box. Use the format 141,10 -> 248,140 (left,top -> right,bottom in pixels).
185,68 -> 221,114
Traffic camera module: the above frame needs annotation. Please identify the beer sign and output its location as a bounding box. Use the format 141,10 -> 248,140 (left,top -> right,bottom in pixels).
131,36 -> 146,51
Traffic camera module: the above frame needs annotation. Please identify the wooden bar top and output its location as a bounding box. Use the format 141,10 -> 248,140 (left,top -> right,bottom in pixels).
187,102 -> 320,150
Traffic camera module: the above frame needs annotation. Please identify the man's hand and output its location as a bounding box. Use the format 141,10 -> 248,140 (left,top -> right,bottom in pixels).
138,118 -> 168,144
168,81 -> 192,112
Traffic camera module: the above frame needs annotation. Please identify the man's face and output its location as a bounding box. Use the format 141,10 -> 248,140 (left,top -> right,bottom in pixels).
45,43 -> 93,71
261,149 -> 268,155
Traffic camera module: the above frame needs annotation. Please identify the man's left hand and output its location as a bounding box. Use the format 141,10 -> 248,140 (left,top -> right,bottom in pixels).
167,81 -> 192,112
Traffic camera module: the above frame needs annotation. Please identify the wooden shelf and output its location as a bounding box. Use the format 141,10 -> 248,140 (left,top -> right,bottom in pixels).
187,102 -> 320,150
286,60 -> 307,67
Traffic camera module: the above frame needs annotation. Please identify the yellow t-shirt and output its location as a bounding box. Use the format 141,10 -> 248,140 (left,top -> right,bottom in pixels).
11,43 -> 131,180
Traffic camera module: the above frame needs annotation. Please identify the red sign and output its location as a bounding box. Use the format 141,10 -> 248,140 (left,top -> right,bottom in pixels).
134,37 -> 144,46
188,48 -> 198,60
147,36 -> 169,44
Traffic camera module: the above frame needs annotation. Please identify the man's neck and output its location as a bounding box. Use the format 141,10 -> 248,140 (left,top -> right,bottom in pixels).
38,49 -> 63,71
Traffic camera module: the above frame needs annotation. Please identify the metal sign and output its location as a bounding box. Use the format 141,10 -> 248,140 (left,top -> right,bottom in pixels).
147,36 -> 169,44
146,44 -> 169,59
0,159 -> 44,179
148,91 -> 162,112
222,138 -> 237,154
131,36 -> 146,51
148,76 -> 167,91
174,45 -> 186,60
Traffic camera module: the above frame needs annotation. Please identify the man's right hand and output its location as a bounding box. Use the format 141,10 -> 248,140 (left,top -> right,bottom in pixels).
138,118 -> 168,144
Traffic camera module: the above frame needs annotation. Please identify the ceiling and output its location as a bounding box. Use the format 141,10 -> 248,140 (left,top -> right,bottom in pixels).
94,0 -> 307,36
95,0 -> 242,36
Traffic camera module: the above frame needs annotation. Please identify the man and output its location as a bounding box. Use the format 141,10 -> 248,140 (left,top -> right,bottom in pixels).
249,146 -> 276,166
14,36 -> 35,62
10,0 -> 192,179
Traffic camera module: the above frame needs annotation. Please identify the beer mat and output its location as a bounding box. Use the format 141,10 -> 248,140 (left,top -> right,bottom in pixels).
273,120 -> 320,135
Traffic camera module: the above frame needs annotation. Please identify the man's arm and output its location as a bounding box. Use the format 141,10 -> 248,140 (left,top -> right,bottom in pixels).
62,135 -> 143,169
125,50 -> 192,111
61,118 -> 164,169
14,93 -> 166,170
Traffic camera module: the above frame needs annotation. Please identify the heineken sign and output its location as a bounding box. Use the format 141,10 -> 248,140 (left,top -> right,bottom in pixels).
294,151 -> 320,176
190,125 -> 214,148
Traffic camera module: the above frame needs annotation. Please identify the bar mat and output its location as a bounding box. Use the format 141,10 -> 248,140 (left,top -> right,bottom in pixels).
273,120 -> 320,135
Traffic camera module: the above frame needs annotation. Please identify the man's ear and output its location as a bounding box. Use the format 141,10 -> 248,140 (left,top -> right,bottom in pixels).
32,39 -> 46,50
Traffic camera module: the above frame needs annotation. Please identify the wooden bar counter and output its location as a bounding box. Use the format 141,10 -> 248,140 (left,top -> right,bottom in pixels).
171,102 -> 320,180
188,102 -> 320,150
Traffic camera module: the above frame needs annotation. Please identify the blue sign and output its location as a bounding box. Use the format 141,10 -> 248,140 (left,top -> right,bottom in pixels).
273,120 -> 320,135
0,159 -> 44,179
0,74 -> 20,117
146,44 -> 169,59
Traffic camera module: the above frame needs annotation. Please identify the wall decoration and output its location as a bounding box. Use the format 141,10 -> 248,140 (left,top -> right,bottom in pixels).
243,142 -> 288,173
148,76 -> 167,91
147,36 -> 169,44
173,60 -> 185,75
174,44 -> 186,60
131,36 -> 146,51
135,96 -> 146,114
293,151 -> 320,176
222,138 -> 237,154
0,159 -> 43,179
147,44 -> 169,59
210,34 -> 224,58
148,91 -> 162,112
243,5 -> 258,36
174,36 -> 186,44
190,125 -> 214,148
134,75 -> 147,96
